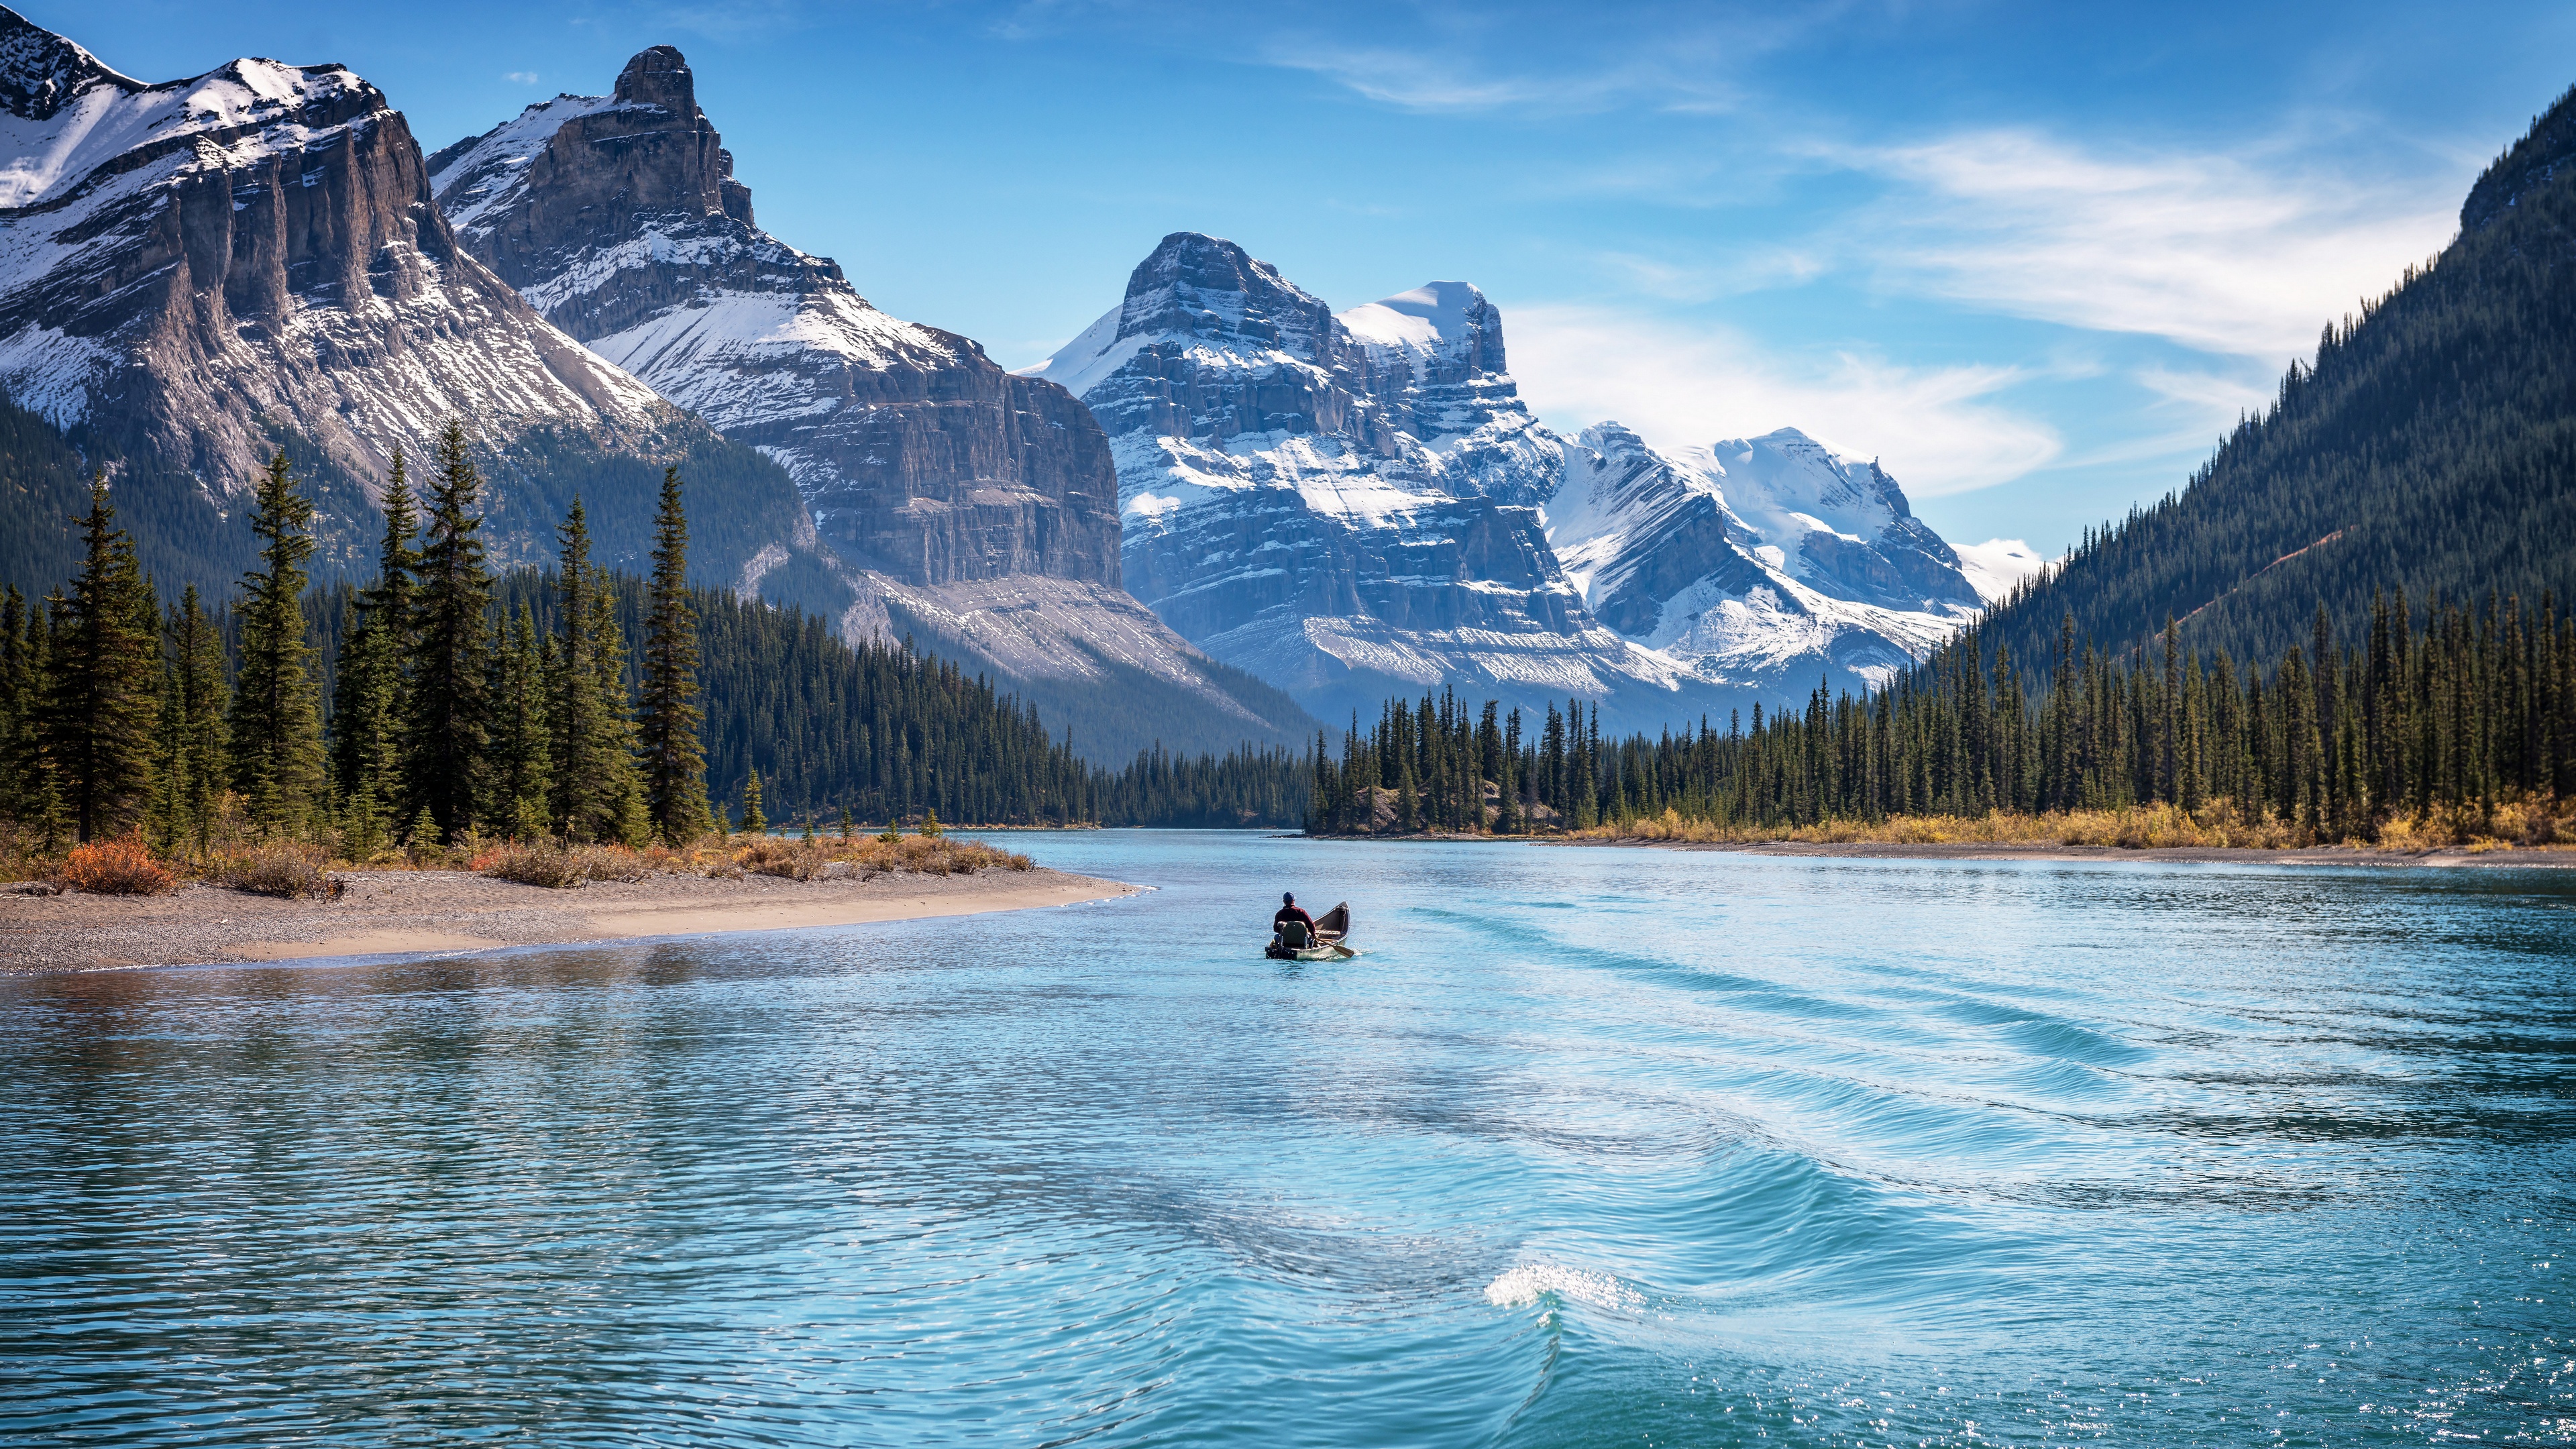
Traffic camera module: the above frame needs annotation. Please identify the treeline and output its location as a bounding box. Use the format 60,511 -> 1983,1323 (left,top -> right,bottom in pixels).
0,425 -> 1312,852
1309,590 -> 2576,841
0,423 -> 718,853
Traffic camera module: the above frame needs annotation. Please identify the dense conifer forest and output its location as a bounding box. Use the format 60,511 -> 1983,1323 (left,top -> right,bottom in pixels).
1976,86 -> 2576,680
0,430 -> 1311,860
1313,592 -> 2576,846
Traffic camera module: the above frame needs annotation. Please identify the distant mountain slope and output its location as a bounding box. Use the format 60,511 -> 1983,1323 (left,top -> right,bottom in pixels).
431,50 -> 1312,761
0,8 -> 811,600
1027,231 -> 1988,726
1978,85 -> 2576,676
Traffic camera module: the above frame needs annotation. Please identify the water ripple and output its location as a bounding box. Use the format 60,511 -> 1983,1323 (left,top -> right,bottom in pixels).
3,835 -> 2571,1446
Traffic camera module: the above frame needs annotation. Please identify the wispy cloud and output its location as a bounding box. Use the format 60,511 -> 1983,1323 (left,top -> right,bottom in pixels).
1834,128 -> 2462,362
504,71 -> 540,85
1506,303 -> 2064,498
1260,41 -> 1701,115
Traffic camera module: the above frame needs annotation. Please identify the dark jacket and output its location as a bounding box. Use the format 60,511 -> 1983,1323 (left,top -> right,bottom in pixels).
1274,904 -> 1316,938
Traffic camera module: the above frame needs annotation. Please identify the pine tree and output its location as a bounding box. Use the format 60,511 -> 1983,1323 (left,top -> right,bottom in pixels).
226,451 -> 326,837
404,421 -> 492,843
739,766 -> 767,834
589,588 -> 649,846
638,467 -> 712,843
40,472 -> 160,842
148,587 -> 227,857
540,500 -> 648,845
331,449 -> 417,856
547,498 -> 613,841
485,604 -> 552,841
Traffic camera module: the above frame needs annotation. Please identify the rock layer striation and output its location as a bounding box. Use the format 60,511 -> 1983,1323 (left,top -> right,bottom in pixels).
433,51 -> 1307,758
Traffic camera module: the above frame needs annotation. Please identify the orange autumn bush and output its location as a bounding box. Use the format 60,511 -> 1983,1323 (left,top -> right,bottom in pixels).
56,834 -> 175,896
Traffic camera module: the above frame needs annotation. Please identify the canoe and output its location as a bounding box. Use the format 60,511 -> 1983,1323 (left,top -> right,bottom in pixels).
1266,900 -> 1353,960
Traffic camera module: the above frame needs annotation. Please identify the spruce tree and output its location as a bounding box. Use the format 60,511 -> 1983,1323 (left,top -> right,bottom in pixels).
486,603 -> 552,841
404,421 -> 492,843
226,451 -> 326,837
589,588 -> 649,846
545,498 -> 644,843
169,587 -> 227,854
638,467 -> 712,843
739,766 -> 766,834
331,449 -> 417,855
40,472 -> 159,842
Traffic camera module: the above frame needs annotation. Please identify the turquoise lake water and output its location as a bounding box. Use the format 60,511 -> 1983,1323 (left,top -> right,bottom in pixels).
3,831 -> 2572,1446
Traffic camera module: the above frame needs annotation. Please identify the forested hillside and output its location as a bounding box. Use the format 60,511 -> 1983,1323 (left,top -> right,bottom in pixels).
492,572 -> 1309,828
1978,85 -> 2576,677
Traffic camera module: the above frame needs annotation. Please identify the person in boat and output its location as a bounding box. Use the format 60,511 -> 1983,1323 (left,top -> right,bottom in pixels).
1274,892 -> 1318,950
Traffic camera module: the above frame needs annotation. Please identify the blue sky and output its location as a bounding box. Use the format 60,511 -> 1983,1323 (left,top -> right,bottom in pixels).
46,1 -> 2576,556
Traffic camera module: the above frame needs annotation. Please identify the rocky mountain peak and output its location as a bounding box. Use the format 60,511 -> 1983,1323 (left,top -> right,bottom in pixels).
613,44 -> 694,111
1118,231 -> 1340,358
0,4 -> 136,118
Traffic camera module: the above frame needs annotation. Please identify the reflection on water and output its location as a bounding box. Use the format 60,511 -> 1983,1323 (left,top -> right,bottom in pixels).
3,834 -> 2571,1446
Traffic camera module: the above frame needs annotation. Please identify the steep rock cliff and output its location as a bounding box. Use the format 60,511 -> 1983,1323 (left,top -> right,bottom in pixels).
433,51 -> 1308,759
0,9 -> 804,594
1026,232 -> 1708,729
1030,231 -> 1992,722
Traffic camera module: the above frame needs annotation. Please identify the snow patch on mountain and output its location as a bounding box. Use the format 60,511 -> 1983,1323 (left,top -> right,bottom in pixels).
1027,232 -> 2001,722
0,8 -> 680,502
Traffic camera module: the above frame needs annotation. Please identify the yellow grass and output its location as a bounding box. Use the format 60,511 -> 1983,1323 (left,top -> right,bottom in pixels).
1576,798 -> 2576,853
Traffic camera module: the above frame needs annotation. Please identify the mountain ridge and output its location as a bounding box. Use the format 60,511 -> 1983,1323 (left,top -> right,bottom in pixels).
1027,230 -> 1991,727
429,51 -> 1316,761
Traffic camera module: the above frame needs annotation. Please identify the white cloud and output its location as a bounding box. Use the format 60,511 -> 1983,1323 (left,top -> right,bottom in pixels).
1951,537 -> 2053,602
504,71 -> 540,85
1837,129 -> 2461,362
1506,303 -> 2063,498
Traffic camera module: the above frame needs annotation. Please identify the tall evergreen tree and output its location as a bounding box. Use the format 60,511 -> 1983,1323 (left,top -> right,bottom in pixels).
588,586 -> 649,846
225,451 -> 326,836
166,586 -> 226,855
486,603 -> 553,841
545,498 -> 643,843
37,474 -> 158,841
638,467 -> 712,843
331,448 -> 417,855
404,421 -> 492,843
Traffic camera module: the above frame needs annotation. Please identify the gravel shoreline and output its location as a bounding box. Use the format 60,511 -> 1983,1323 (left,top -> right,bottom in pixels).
0,866 -> 1141,975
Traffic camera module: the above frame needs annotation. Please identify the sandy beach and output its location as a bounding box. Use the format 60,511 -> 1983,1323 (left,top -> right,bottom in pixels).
0,866 -> 1142,975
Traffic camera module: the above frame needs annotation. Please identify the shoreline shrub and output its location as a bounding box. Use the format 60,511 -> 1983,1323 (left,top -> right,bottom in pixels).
211,843 -> 342,899
58,835 -> 176,896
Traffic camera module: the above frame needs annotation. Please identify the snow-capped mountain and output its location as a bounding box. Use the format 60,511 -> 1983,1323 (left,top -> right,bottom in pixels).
1026,231 -> 1709,729
1549,425 -> 1984,696
0,8 -> 797,591
430,50 -> 1310,759
1026,231 -> 1990,723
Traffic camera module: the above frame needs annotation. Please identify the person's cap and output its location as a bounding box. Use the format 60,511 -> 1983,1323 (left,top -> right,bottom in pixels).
1283,892 -> 1294,902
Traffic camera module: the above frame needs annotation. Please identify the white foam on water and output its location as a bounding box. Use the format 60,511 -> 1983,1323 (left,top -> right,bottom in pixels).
1482,1263 -> 1643,1313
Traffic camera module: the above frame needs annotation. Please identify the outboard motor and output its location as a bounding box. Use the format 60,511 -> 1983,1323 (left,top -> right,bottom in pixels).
1279,918 -> 1311,950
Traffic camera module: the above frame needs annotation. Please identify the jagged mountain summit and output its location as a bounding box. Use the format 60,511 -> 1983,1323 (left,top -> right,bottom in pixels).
431,50 -> 1309,760
1549,424 -> 1984,696
1026,231 -> 1705,729
0,7 -> 806,594
1026,231 -> 1986,724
